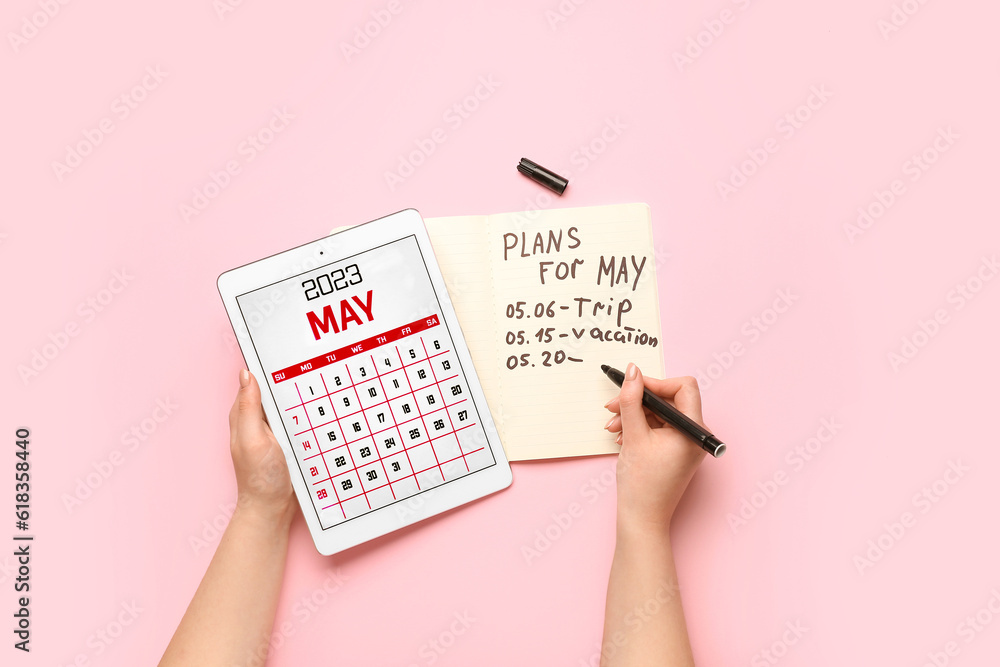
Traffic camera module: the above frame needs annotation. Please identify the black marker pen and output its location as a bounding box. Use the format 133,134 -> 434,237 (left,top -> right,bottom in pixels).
601,364 -> 726,458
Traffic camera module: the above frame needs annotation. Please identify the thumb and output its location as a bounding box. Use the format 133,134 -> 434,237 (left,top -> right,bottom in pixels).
618,363 -> 650,440
236,370 -> 268,437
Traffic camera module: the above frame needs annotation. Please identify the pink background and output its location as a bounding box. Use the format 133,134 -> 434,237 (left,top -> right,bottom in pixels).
3,1 -> 1000,665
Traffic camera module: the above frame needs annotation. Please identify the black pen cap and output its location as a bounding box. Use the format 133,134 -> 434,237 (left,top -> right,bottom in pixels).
517,158 -> 568,195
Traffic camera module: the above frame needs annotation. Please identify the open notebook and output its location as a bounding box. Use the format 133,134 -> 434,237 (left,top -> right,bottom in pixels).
424,203 -> 664,460
335,203 -> 664,460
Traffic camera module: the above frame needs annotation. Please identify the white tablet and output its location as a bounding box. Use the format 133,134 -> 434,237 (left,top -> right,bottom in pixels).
218,209 -> 512,555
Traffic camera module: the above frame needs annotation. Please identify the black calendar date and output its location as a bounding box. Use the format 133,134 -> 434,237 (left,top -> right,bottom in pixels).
302,263 -> 363,301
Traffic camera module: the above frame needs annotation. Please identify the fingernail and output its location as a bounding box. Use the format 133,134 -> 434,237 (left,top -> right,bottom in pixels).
626,363 -> 637,381
604,415 -> 615,430
616,433 -> 622,445
240,369 -> 250,388
603,398 -> 612,409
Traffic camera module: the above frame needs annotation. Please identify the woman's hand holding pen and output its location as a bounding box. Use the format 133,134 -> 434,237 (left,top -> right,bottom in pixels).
604,363 -> 708,535
600,363 -> 704,666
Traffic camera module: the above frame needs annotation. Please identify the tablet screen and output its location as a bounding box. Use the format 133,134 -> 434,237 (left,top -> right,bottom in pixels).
235,235 -> 497,529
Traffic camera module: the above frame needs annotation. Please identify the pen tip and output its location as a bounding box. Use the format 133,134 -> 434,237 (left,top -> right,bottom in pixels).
600,364 -> 609,373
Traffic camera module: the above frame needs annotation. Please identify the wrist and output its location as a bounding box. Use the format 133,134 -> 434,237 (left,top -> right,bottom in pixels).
616,510 -> 672,548
234,495 -> 296,533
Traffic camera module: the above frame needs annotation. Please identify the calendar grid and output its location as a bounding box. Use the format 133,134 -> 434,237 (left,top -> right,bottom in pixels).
317,447 -> 486,497
284,349 -> 452,412
293,399 -> 386,434
293,371 -> 372,513
295,382 -> 346,518
294,373 -> 446,480
321,449 -> 486,507
345,365 -> 397,503
395,346 -> 446,481
297,346 -> 477,512
422,338 -> 469,472
286,333 -> 488,525
369,353 -> 422,492
289,391 -> 390,417
322,372 -> 373,510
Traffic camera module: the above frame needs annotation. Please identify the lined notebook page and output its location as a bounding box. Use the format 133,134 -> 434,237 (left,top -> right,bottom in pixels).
484,203 -> 664,460
423,216 -> 506,437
